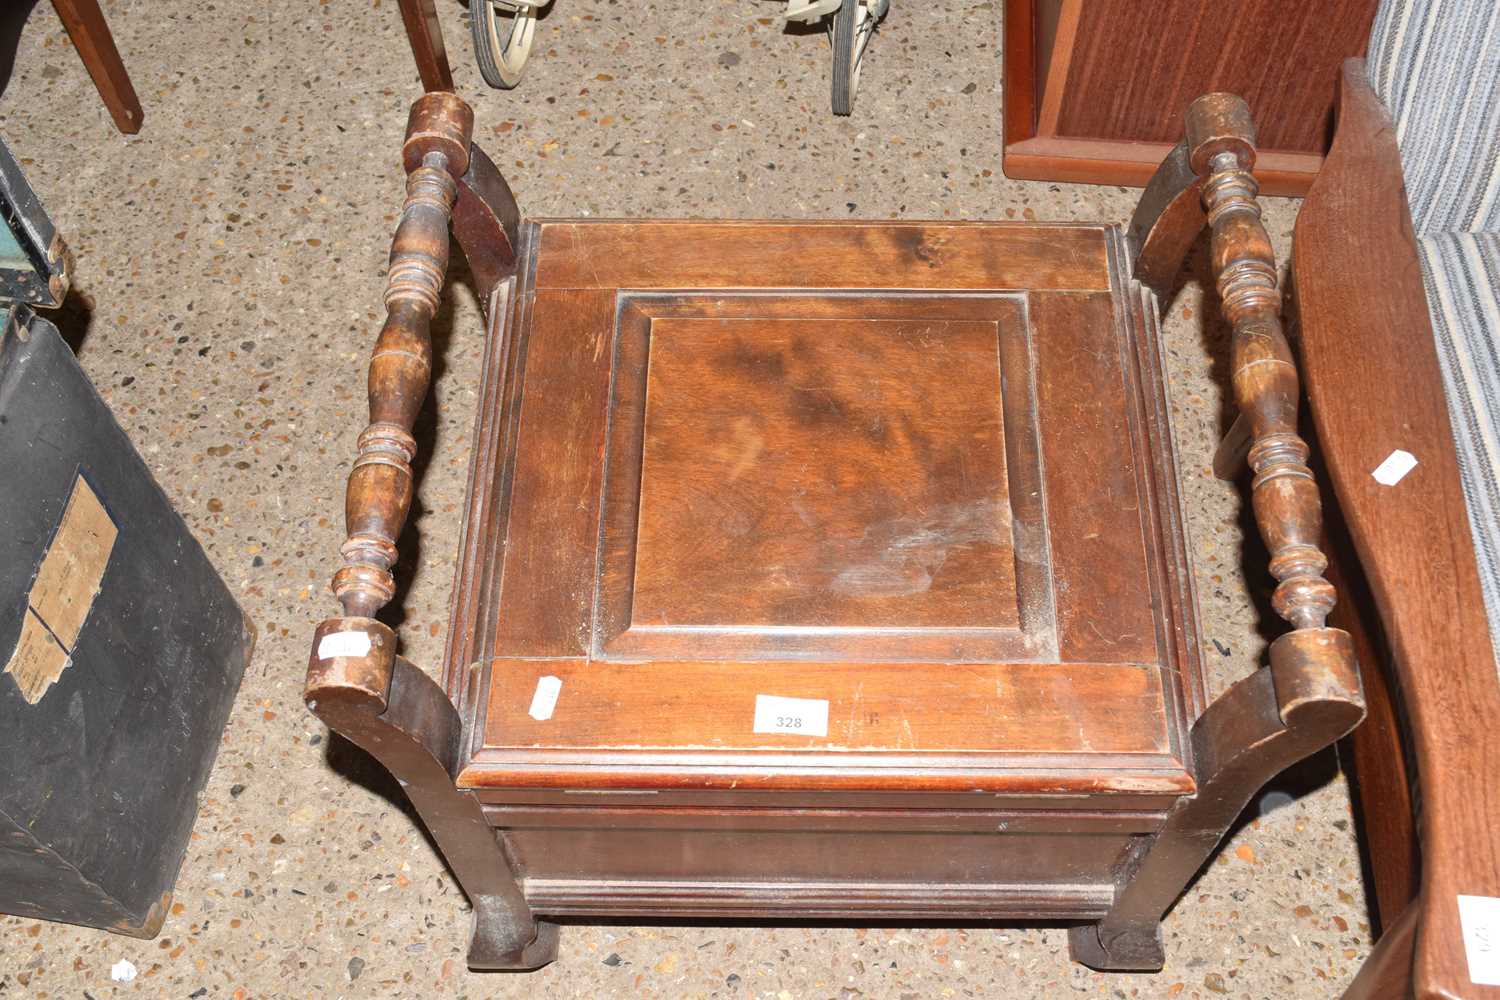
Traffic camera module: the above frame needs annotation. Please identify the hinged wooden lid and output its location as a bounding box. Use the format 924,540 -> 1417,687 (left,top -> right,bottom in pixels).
448,220 -> 1202,800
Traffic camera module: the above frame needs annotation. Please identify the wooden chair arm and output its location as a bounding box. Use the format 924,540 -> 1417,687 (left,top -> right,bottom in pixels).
308,89 -> 520,697
301,92 -> 553,969
1187,94 -> 1343,636
1297,60 -> 1500,1000
1073,96 -> 1365,973
331,92 -> 473,622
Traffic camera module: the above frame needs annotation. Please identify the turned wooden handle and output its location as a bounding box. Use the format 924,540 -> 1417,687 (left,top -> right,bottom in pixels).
1187,95 -> 1340,636
332,92 -> 474,621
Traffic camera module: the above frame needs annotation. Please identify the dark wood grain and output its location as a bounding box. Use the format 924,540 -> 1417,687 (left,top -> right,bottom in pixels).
1001,0 -> 1374,195
634,316 -> 1017,629
489,287 -> 617,657
1029,291 -> 1157,665
1055,0 -> 1374,150
470,658 -> 1180,785
1324,505 -> 1416,929
1004,135 -> 1325,198
532,221 -> 1112,291
1296,60 -> 1500,1000
594,293 -> 1052,663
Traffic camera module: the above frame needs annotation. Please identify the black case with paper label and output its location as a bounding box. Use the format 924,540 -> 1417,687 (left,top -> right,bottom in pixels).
0,152 -> 252,936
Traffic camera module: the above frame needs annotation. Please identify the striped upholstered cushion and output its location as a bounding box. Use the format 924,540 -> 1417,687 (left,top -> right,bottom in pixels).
1366,0 -> 1500,668
1415,233 -> 1500,664
1367,0 -> 1500,232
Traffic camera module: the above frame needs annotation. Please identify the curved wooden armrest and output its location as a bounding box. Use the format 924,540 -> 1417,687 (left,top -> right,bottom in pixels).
303,93 -> 552,970
1297,61 -> 1500,1000
1074,95 -> 1365,973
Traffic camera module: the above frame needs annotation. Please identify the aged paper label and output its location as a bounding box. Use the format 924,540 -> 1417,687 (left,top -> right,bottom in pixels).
3,609 -> 70,705
3,475 -> 117,704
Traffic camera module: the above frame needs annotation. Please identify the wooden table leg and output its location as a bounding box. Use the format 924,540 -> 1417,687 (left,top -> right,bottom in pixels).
50,0 -> 141,135
397,0 -> 454,92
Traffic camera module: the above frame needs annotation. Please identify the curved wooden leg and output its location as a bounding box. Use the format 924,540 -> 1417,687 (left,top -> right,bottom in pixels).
308,619 -> 557,970
51,0 -> 142,134
396,0 -> 454,93
1071,631 -> 1364,970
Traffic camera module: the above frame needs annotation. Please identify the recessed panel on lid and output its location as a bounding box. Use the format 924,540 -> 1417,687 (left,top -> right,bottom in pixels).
595,294 -> 1053,662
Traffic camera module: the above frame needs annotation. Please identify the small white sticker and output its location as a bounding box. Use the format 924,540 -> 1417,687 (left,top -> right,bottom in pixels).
110,959 -> 138,983
1372,449 -> 1418,486
1458,894 -> 1500,986
317,630 -> 371,660
753,694 -> 829,737
528,675 -> 563,721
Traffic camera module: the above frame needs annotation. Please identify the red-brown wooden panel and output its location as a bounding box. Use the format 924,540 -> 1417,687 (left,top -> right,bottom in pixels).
491,288 -> 617,657
1029,291 -> 1159,665
595,292 -> 1053,662
463,658 -> 1190,795
1052,0 -> 1375,152
531,221 -> 1112,292
462,222 -> 1194,803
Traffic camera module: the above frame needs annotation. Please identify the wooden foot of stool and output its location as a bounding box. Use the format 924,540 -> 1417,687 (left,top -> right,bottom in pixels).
1069,922 -> 1165,972
307,619 -> 556,970
1071,632 -> 1362,971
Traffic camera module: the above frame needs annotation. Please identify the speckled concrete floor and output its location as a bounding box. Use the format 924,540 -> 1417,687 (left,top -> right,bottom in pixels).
0,1 -> 1372,996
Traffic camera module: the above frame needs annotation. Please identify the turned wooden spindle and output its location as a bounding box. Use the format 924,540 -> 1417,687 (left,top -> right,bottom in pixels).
331,93 -> 474,622
1187,94 -> 1336,632
1071,97 -> 1365,973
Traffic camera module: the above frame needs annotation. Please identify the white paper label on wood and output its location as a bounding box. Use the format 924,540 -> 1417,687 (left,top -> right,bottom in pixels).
317,631 -> 371,660
528,675 -> 563,721
1372,449 -> 1418,486
1458,894 -> 1500,986
753,694 -> 829,737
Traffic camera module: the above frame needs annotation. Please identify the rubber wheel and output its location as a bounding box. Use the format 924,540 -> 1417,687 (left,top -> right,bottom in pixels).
472,1 -> 537,90
831,0 -> 858,116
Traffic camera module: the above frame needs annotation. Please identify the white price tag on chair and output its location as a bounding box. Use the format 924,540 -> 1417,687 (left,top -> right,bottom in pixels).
1372,449 -> 1418,486
1458,895 -> 1500,986
317,631 -> 371,659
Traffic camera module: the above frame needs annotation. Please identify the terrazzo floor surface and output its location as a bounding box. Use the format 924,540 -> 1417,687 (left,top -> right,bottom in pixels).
0,1 -> 1373,997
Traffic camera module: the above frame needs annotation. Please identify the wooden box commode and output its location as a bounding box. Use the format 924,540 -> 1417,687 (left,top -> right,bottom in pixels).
306,92 -> 1364,973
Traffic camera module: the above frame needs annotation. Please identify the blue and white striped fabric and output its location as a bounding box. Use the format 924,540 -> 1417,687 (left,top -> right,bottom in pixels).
1415,233 -> 1500,664
1367,0 -> 1500,670
1367,0 -> 1500,232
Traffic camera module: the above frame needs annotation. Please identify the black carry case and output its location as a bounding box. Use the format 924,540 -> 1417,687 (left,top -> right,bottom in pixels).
0,137 -> 252,936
